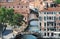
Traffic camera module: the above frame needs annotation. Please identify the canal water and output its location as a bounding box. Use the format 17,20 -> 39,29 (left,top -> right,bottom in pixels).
14,20 -> 60,39
23,35 -> 37,39
28,20 -> 40,32
22,20 -> 40,39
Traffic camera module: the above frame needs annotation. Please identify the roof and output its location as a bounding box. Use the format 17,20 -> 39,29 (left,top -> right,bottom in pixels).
40,7 -> 60,12
40,4 -> 60,12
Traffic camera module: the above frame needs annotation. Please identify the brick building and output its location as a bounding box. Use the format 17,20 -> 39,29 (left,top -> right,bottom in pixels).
0,0 -> 55,22
0,0 -> 30,23
1,0 -> 60,38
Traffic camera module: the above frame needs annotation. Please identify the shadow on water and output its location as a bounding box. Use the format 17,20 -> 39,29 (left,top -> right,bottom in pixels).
14,34 -> 57,39
14,34 -> 37,39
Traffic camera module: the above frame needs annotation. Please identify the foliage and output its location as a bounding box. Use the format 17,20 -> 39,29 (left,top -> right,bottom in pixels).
55,0 -> 60,4
0,7 -> 7,24
0,7 -> 24,27
9,13 -> 24,26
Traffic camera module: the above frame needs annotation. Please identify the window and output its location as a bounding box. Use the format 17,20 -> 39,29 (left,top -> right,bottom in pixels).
47,28 -> 49,31
47,22 -> 54,26
50,28 -> 56,31
47,12 -> 53,14
44,22 -> 46,26
44,33 -> 46,36
47,33 -> 49,36
53,12 -> 56,14
13,6 -> 15,8
44,12 -> 46,14
39,17 -> 42,21
44,16 -> 46,21
47,16 -> 51,20
59,34 -> 60,36
26,6 -> 28,8
54,16 -> 56,20
21,6 -> 23,8
59,17 -> 60,20
59,12 -> 60,14
47,16 -> 53,20
50,3 -> 56,7
6,0 -> 13,2
40,23 -> 41,26
44,2 -> 48,9
44,29 -> 46,31
40,29 -> 41,31
17,6 -> 19,8
56,17 -> 59,20
51,33 -> 53,36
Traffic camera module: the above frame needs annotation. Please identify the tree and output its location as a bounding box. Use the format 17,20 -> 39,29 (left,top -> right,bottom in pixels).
9,13 -> 24,27
0,7 -> 24,30
0,7 -> 7,24
0,7 -> 8,32
0,7 -> 24,39
55,0 -> 60,4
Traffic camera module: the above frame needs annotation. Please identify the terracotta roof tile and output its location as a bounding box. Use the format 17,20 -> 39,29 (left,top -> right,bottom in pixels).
40,7 -> 60,12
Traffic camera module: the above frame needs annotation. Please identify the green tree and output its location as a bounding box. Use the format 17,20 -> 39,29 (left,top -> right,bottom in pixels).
55,0 -> 60,4
0,7 -> 24,39
0,7 -> 24,29
9,13 -> 24,27
0,7 -> 7,24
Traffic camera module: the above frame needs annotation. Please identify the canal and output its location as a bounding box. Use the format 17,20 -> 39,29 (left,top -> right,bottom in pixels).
22,20 -> 40,39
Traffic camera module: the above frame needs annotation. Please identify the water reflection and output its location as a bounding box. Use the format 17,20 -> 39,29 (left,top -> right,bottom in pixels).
23,35 -> 37,39
28,27 -> 40,32
14,20 -> 40,39
23,20 -> 39,39
29,20 -> 40,32
30,21 -> 38,26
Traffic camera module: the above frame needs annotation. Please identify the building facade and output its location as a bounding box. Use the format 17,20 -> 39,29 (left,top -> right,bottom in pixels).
28,0 -> 60,38
0,0 -> 60,38
38,0 -> 60,38
0,0 -> 30,23
39,11 -> 60,38
0,0 -> 55,23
